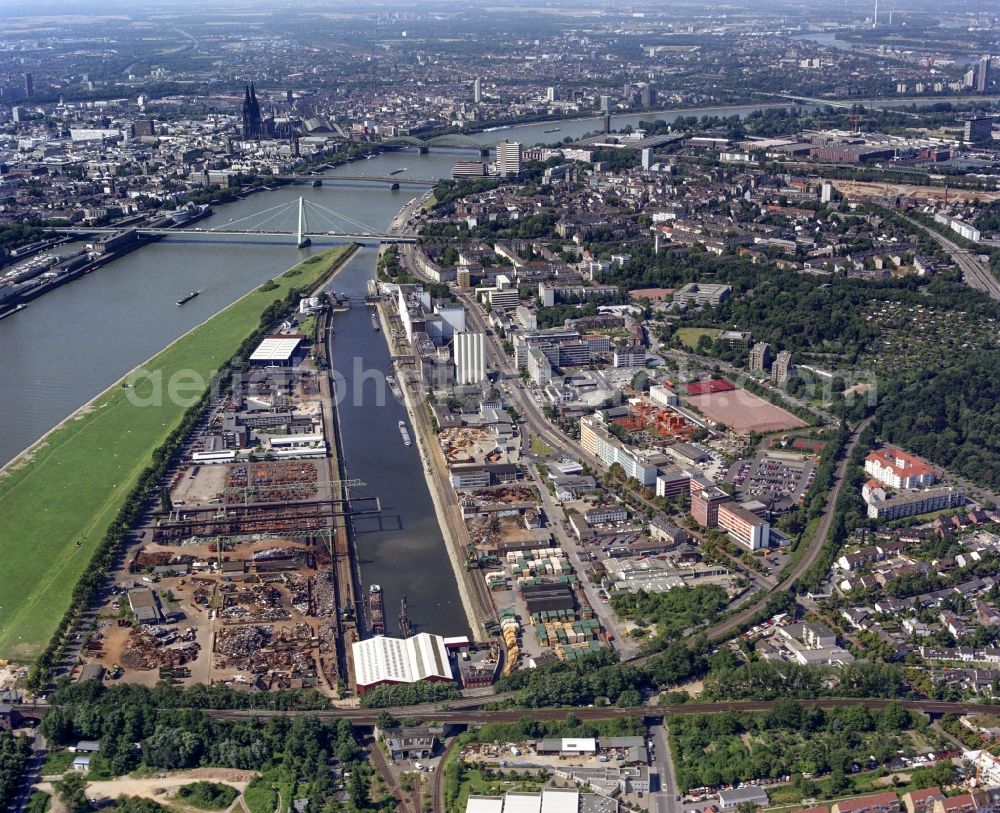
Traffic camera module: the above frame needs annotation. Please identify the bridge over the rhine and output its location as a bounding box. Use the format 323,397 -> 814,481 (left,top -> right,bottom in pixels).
55,197 -> 417,248
272,174 -> 438,186
382,132 -> 493,155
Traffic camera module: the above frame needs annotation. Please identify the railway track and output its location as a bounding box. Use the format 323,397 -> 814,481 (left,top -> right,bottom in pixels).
904,215 -> 1000,301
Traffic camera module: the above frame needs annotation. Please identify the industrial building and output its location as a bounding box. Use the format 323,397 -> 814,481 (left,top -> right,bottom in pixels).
466,789 -> 587,813
248,336 -> 305,367
352,633 -> 455,693
454,331 -> 487,385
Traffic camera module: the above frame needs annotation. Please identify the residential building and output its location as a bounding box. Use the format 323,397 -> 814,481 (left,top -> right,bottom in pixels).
864,449 -> 936,489
862,482 -> 966,520
831,792 -> 900,813
749,342 -> 771,372
771,350 -> 793,384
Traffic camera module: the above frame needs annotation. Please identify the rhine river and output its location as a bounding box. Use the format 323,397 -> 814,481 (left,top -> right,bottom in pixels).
0,98 -> 944,634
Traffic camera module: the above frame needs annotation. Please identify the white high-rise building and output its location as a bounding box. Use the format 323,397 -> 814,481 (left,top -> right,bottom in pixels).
641,148 -> 652,170
495,139 -> 522,177
546,86 -> 556,102
454,332 -> 486,385
473,77 -> 482,103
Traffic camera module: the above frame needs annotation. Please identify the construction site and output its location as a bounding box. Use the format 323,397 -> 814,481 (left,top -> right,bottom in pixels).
609,400 -> 699,446
75,306 -> 382,696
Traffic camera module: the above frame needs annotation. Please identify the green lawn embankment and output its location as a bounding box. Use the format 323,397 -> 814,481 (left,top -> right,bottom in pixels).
0,246 -> 353,660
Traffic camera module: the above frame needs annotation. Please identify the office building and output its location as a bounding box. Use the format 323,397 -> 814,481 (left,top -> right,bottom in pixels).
452,160 -> 487,178
691,487 -> 731,528
454,332 -> 486,385
473,77 -> 482,103
132,119 -> 156,138
640,85 -> 656,108
749,342 -> 771,372
965,116 -> 994,144
771,350 -> 792,385
673,282 -> 731,308
11,106 -> 23,124
641,148 -> 652,170
821,182 -> 833,203
599,95 -> 611,112
546,86 -> 557,102
718,502 -> 770,550
655,467 -> 693,498
613,345 -> 645,368
579,416 -> 659,486
496,139 -> 522,177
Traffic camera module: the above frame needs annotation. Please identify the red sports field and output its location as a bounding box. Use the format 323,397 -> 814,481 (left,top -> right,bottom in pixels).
687,389 -> 805,433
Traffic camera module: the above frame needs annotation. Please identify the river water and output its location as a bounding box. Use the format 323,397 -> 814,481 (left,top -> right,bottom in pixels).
0,97 -> 955,633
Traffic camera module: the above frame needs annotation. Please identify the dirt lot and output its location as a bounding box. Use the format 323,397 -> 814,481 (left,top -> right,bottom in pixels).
687,390 -> 805,434
171,464 -> 227,506
36,767 -> 257,811
831,179 -> 1000,204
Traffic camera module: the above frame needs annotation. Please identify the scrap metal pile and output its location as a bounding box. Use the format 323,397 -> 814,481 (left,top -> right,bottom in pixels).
225,461 -> 319,504
219,583 -> 290,624
121,627 -> 200,670
312,571 -> 341,687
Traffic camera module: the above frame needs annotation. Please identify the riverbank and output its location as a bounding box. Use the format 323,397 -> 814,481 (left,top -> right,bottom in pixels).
0,246 -> 356,661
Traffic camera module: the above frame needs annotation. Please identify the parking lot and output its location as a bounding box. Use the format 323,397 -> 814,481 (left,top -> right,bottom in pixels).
722,452 -> 815,511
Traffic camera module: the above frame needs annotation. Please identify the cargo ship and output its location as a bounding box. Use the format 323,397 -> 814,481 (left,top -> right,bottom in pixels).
311,179 -> 323,187
371,313 -> 380,331
0,303 -> 27,321
386,375 -> 404,401
368,585 -> 385,635
176,290 -> 200,306
389,168 -> 407,175
544,128 -> 561,133
399,420 -> 412,446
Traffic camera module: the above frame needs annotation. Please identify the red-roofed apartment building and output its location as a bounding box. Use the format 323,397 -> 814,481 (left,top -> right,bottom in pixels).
903,788 -> 945,813
865,448 -> 936,490
931,793 -> 1000,813
832,792 -> 902,813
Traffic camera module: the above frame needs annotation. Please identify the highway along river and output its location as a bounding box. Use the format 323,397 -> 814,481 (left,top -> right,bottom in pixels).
1,99 -> 900,633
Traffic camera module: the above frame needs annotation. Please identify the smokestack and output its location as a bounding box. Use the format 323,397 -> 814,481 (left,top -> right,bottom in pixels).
873,0 -> 878,26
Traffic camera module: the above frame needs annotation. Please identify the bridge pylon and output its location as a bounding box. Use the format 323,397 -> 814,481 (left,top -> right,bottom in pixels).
296,197 -> 311,248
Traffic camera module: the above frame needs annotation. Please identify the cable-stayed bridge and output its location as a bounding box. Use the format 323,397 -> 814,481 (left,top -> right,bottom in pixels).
55,198 -> 416,246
